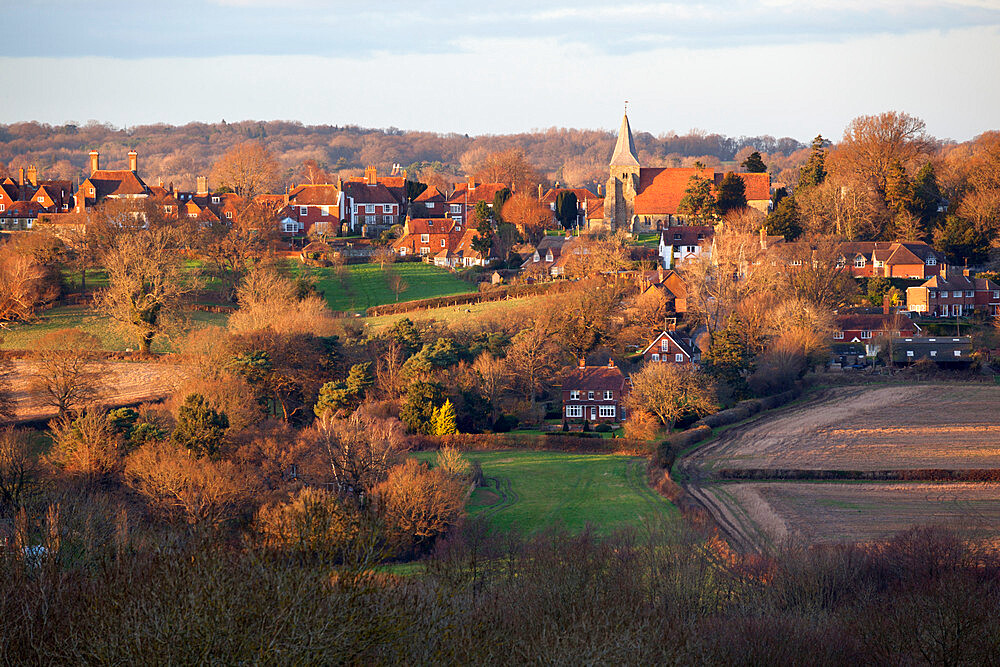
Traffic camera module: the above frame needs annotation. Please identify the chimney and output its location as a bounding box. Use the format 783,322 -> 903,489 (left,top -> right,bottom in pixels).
597,183 -> 602,196
196,176 -> 208,195
657,265 -> 665,282
578,357 -> 586,368
759,225 -> 767,248
18,167 -> 24,186
158,177 -> 164,188
538,183 -> 543,200
89,150 -> 100,175
467,175 -> 475,191
608,359 -> 615,368
128,150 -> 138,173
365,165 -> 377,186
26,166 -> 37,186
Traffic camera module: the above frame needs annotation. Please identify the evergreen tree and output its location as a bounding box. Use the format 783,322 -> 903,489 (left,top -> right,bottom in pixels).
400,381 -> 445,434
171,394 -> 229,457
554,191 -> 579,229
772,186 -> 789,207
884,159 -> 913,216
388,318 -> 421,357
677,174 -> 718,223
741,151 -> 767,173
934,215 -> 992,266
911,163 -> 943,228
492,187 -> 512,221
799,135 -> 828,188
314,362 -> 373,418
432,399 -> 458,435
766,196 -> 802,241
471,213 -> 494,258
715,173 -> 747,215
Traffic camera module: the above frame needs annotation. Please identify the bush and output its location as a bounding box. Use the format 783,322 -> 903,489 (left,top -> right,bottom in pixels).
696,405 -> 751,429
255,487 -> 364,559
491,415 -> 518,433
594,424 -> 612,433
171,394 -> 229,458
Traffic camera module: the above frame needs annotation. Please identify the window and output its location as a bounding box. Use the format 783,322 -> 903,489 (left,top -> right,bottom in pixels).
421,234 -> 429,243
399,247 -> 407,256
598,405 -> 616,418
300,206 -> 308,215
954,305 -> 963,317
874,260 -> 883,268
661,340 -> 669,351
383,215 -> 392,225
790,259 -> 802,266
587,391 -> 594,400
426,202 -> 435,209
833,331 -> 844,340
675,353 -> 684,362
88,188 -> 95,196
225,211 -> 232,219
37,196 -> 44,203
365,204 -> 375,214
854,256 -> 866,268
926,256 -> 937,265
570,390 -> 580,400
993,291 -> 999,299
860,331 -> 872,339
651,353 -> 660,362
965,290 -> 974,298
954,291 -> 962,298
954,350 -> 962,357
419,247 -> 429,256
906,350 -> 914,357
450,204 -> 462,214
929,291 -> 937,298
283,221 -> 297,233
0,204 -> 4,212
603,390 -> 613,400
365,215 -> 375,225
212,196 -> 220,204
321,206 -> 329,216
566,405 -> 583,418
383,205 -> 393,213
930,350 -> 937,357
440,239 -> 446,247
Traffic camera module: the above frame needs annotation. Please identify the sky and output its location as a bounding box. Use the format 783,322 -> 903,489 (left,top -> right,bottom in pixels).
1,0 -> 998,143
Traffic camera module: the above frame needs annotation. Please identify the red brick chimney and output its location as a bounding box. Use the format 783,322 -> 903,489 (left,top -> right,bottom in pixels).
26,166 -> 37,186
128,150 -> 138,173
365,165 -> 377,186
196,176 -> 208,195
89,150 -> 100,175
578,357 -> 586,368
467,175 -> 475,191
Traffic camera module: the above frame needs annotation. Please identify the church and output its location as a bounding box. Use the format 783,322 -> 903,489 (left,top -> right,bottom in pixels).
602,112 -> 771,233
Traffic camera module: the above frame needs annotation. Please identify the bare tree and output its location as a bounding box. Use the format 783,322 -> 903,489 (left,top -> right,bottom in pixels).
228,268 -> 338,336
210,141 -> 281,200
310,408 -> 407,495
501,192 -> 552,244
95,228 -> 199,353
473,148 -> 541,193
0,245 -> 58,323
834,111 -> 932,202
472,352 -> 508,421
386,268 -> 408,302
200,199 -> 278,301
505,318 -> 562,412
0,428 -> 34,515
29,328 -> 107,417
625,363 -> 717,431
778,236 -> 859,311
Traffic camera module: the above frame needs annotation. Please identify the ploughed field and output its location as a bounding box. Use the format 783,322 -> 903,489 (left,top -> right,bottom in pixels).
682,383 -> 1000,550
689,384 -> 1000,472
415,450 -> 678,534
701,482 -> 1000,547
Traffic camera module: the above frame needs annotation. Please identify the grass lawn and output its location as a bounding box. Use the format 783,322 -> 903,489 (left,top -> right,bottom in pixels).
632,233 -> 660,248
296,262 -> 475,314
1,305 -> 228,352
363,294 -> 546,331
415,450 -> 678,535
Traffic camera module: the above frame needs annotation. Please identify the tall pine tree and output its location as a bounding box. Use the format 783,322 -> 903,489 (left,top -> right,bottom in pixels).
741,151 -> 767,173
799,135 -> 828,188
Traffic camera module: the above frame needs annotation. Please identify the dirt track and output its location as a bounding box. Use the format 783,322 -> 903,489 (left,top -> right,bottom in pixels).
6,359 -> 191,423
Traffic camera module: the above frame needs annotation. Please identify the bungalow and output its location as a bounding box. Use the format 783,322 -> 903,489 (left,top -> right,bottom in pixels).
561,359 -> 628,423
640,330 -> 699,364
906,270 -> 1000,317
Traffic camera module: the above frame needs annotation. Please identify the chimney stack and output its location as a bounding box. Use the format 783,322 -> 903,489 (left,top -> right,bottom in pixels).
538,183 -> 543,200
89,150 -> 100,175
365,165 -> 377,186
18,167 -> 24,186
196,176 -> 208,195
608,359 -> 615,368
128,150 -> 138,173
467,175 -> 475,191
597,183 -> 602,196
26,166 -> 37,186
578,357 -> 586,368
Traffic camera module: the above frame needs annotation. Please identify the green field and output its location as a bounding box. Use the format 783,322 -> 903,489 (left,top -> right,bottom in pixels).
416,450 -> 677,534
303,262 -> 476,313
363,294 -> 545,330
0,305 -> 228,352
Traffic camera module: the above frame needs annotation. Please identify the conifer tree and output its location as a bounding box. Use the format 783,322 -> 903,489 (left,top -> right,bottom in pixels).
715,173 -> 747,215
799,135 -> 828,188
433,399 -> 458,435
741,151 -> 767,173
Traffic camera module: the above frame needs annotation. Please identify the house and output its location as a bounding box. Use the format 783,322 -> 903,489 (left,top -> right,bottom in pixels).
636,267 -> 689,315
603,111 -> 771,232
445,177 -> 510,224
584,197 -> 605,228
287,183 -> 345,236
539,187 -> 598,228
657,225 -> 713,268
640,330 -> 699,364
391,217 -> 490,267
890,336 -> 974,366
0,200 -> 44,230
346,166 -> 410,209
561,359 -> 628,423
906,270 -> 1000,317
342,167 -> 401,235
521,233 -> 582,277
832,314 -> 921,343
412,185 -> 447,218
75,150 -> 150,212
839,241 -> 946,279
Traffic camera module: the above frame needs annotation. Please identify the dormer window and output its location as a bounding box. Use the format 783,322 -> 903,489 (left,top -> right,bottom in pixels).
545,250 -> 553,262
927,256 -> 937,266
212,196 -> 220,204
854,256 -> 866,268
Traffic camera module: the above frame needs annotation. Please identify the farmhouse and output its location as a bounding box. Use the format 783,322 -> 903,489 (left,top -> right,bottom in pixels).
561,359 -> 628,423
906,270 -> 1000,317
640,330 -> 699,364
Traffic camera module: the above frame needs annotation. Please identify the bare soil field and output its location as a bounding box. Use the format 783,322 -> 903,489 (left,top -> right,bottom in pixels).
689,384 -> 1000,472
6,359 -> 191,423
702,482 -> 1000,549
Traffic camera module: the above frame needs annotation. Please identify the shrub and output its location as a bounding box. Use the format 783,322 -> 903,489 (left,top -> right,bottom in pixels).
492,415 -> 518,433
49,409 -> 124,478
373,459 -> 466,556
171,394 -> 229,457
594,424 -> 612,433
435,446 -> 470,478
255,487 -> 365,559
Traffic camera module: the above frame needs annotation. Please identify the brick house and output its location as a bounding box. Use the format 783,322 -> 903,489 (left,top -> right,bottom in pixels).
446,177 -> 510,224
391,217 -> 490,266
640,330 -> 699,364
75,150 -> 150,211
412,185 -> 447,218
906,270 -> 1000,317
839,241 -> 946,279
832,314 -> 921,343
343,167 -> 400,234
287,183 -> 345,236
561,359 -> 628,423
521,233 -> 582,277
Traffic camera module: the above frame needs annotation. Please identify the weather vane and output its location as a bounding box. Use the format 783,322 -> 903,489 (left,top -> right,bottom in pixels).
624,100 -> 629,114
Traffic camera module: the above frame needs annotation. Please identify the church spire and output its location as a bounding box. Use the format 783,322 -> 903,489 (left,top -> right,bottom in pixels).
609,107 -> 639,167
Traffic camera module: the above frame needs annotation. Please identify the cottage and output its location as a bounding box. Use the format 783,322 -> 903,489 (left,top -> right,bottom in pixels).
640,330 -> 699,364
561,359 -> 628,423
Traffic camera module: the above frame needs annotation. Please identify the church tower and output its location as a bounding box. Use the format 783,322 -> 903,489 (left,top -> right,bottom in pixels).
603,111 -> 641,231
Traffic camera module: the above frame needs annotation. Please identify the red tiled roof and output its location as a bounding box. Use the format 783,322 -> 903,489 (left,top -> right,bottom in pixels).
586,198 -> 604,219
448,182 -> 510,206
711,172 -> 770,201
289,184 -> 342,205
660,225 -> 714,247
561,363 -> 627,392
539,187 -> 598,205
84,169 -> 148,198
343,181 -> 396,204
414,185 -> 445,203
634,167 -> 715,216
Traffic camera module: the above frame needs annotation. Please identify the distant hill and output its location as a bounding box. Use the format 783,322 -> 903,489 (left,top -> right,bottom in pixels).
0,120 -> 805,192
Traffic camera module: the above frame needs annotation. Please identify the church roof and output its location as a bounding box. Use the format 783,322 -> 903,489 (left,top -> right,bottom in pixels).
609,113 -> 640,167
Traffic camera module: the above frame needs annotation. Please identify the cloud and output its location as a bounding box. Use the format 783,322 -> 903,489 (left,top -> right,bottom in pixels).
2,1 -> 999,59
